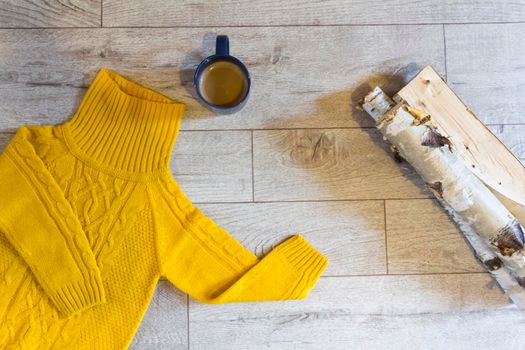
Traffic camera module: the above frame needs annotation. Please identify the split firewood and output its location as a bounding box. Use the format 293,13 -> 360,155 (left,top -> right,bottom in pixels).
362,86 -> 525,307
395,66 -> 525,209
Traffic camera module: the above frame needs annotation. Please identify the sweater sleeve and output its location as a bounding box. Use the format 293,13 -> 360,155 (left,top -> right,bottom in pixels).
0,127 -> 106,316
149,179 -> 328,303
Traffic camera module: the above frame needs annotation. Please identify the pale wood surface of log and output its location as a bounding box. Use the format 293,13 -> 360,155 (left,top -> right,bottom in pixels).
1,1 -> 524,349
397,65 -> 525,207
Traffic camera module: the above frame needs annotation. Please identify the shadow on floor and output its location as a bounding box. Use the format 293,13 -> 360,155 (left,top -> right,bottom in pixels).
255,64 -> 506,307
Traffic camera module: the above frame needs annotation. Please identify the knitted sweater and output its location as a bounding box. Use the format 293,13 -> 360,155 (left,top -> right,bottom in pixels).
0,68 -> 328,349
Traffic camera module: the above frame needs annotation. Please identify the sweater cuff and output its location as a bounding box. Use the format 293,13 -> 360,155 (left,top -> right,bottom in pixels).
49,271 -> 106,316
275,235 -> 328,289
1,129 -> 107,317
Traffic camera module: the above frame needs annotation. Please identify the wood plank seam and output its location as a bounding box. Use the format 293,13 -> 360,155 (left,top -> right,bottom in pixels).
383,199 -> 389,274
321,271 -> 489,277
186,294 -> 190,350
159,271 -> 490,282
3,22 -> 525,30
251,130 -> 255,202
0,4 -> 523,348
442,24 -> 448,79
1,127 -> 522,134
98,22 -> 525,28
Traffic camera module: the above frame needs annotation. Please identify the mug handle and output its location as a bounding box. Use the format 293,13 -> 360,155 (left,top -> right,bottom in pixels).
216,35 -> 229,56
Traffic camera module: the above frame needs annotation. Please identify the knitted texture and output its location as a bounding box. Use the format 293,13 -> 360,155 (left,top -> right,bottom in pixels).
0,68 -> 329,349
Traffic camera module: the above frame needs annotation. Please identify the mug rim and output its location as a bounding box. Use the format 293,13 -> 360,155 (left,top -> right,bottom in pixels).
194,54 -> 251,111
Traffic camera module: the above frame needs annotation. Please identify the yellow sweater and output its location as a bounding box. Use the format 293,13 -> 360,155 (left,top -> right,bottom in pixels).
0,68 -> 328,349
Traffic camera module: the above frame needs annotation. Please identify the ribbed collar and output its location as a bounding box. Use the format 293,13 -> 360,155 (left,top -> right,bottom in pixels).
60,68 -> 185,179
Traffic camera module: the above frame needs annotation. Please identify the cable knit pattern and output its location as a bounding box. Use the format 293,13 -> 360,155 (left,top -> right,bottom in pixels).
9,134 -> 103,274
0,68 -> 328,349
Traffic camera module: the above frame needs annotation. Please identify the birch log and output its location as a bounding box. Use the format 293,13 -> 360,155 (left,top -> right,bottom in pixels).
362,87 -> 525,307
395,66 -> 525,208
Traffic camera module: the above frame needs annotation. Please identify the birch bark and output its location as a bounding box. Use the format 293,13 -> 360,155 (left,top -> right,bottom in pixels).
362,87 -> 525,307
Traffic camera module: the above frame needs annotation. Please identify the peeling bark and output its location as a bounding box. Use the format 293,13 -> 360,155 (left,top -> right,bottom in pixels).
405,106 -> 431,125
492,220 -> 525,256
362,87 -> 525,307
426,181 -> 443,199
390,145 -> 404,163
421,128 -> 452,150
484,257 -> 503,271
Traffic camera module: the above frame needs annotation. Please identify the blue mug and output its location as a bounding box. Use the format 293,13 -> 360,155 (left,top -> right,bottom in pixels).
194,35 -> 251,114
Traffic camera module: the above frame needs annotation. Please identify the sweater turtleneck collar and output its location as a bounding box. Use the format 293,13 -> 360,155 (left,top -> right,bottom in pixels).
60,68 -> 185,178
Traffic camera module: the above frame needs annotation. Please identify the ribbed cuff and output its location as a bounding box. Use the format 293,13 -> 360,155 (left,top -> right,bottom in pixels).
49,271 -> 106,316
275,235 -> 328,289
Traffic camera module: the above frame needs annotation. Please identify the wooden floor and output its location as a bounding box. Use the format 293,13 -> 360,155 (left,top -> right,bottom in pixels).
1,1 -> 525,349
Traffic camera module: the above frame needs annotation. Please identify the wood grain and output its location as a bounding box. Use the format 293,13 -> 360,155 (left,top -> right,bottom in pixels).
130,281 -> 187,350
386,199 -> 484,274
173,131 -> 252,203
485,122 -> 525,251
0,0 -> 101,28
488,124 -> 525,165
0,25 -> 444,130
1,1 -> 524,347
102,0 -> 525,27
198,201 -> 386,276
445,23 -> 525,125
253,128 -> 430,201
187,274 -> 516,350
396,65 -> 525,207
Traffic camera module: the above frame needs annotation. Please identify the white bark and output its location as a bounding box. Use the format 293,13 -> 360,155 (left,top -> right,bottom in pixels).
362,87 -> 525,307
396,66 -> 525,208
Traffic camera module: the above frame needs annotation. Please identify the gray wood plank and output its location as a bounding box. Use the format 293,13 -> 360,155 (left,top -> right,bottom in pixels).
130,281 -> 187,350
103,0 -> 525,27
445,23 -> 525,125
0,130 -> 251,203
173,131 -> 252,203
187,274 -> 518,350
0,25 -> 444,130
386,199 -> 484,274
0,132 -> 12,152
488,124 -> 525,165
0,0 -> 101,28
253,128 -> 429,201
198,201 -> 386,276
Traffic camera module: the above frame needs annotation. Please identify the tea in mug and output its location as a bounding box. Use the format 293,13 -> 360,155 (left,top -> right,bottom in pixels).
198,60 -> 249,106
